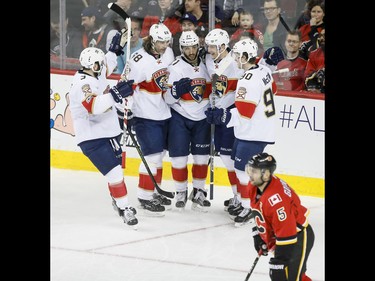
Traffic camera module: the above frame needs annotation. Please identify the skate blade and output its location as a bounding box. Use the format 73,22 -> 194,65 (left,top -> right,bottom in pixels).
191,203 -> 209,213
234,220 -> 251,228
163,204 -> 172,211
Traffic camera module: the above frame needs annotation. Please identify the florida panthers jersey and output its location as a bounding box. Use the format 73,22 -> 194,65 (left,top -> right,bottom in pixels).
230,64 -> 277,142
249,176 -> 310,250
69,52 -> 121,145
205,54 -> 244,109
165,56 -> 211,121
127,47 -> 175,120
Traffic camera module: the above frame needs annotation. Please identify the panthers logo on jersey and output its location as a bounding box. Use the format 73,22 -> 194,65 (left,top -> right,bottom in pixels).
190,78 -> 206,103
153,68 -> 169,91
215,75 -> 228,97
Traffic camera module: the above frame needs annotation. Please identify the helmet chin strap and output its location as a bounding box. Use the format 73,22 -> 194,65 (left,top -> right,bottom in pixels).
213,45 -> 226,62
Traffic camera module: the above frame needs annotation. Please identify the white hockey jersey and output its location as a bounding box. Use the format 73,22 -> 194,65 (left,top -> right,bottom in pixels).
205,54 -> 244,109
165,56 -> 211,121
69,52 -> 121,145
229,64 -> 277,143
127,47 -> 175,120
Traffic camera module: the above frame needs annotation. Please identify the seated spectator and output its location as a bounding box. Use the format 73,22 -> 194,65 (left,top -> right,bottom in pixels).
273,30 -> 307,91
81,6 -> 118,53
50,8 -> 82,59
140,0 -> 181,37
304,29 -> 325,93
229,10 -> 264,54
114,17 -> 144,74
299,0 -> 324,45
183,0 -> 222,30
172,13 -> 198,57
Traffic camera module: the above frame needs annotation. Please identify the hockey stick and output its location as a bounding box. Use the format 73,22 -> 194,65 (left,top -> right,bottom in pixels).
208,55 -> 234,200
126,126 -> 175,199
107,2 -> 130,21
244,251 -> 262,281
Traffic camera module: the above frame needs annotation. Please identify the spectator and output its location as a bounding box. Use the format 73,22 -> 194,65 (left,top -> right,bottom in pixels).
229,10 -> 264,54
50,8 -> 82,59
114,17 -> 144,74
172,12 -> 198,57
299,0 -> 325,44
273,30 -> 307,91
259,0 -> 290,56
205,38 -> 277,227
304,28 -> 324,93
184,0 -> 222,30
140,0 -> 181,37
103,0 -> 146,25
81,6 -> 118,53
164,31 -> 212,211
126,23 -> 175,215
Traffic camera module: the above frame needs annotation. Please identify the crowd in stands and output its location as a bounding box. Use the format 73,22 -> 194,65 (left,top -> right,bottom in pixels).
50,0 -> 325,93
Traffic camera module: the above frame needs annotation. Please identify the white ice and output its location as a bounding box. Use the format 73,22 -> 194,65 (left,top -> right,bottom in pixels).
51,168 -> 324,281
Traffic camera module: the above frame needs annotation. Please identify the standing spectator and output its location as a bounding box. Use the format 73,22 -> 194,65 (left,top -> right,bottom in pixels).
204,28 -> 244,215
50,8 -> 82,59
164,31 -> 212,211
304,28 -> 324,93
172,13 -> 198,57
273,30 -> 307,91
126,23 -> 175,215
259,0 -> 290,55
114,17 -> 144,74
246,153 -> 315,281
68,34 -> 138,227
81,6 -> 117,53
205,38 -> 277,227
140,0 -> 181,37
229,10 -> 264,54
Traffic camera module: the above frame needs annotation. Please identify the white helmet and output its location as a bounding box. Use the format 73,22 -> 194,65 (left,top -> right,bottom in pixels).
232,38 -> 258,62
204,28 -> 229,48
149,23 -> 172,42
79,47 -> 105,73
179,30 -> 199,47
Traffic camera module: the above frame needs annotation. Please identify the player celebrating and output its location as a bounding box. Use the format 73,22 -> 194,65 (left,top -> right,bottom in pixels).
69,32 -> 138,227
246,153 -> 315,281
126,23 -> 175,216
164,31 -> 211,211
204,28 -> 244,213
205,38 -> 277,227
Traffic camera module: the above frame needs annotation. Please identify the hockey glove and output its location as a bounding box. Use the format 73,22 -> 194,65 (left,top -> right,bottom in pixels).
263,47 -> 284,66
269,258 -> 288,281
252,227 -> 268,256
110,80 -> 134,103
204,108 -> 231,126
171,77 -> 192,99
109,32 -> 124,56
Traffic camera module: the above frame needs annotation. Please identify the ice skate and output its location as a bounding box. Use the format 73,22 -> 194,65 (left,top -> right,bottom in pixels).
234,208 -> 253,227
175,190 -> 188,210
189,187 -> 211,212
228,203 -> 243,220
153,192 -> 172,210
138,197 -> 165,217
224,195 -> 240,212
111,200 -> 138,229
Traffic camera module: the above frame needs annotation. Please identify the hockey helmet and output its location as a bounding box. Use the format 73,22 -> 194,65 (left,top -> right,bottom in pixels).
79,47 -> 105,73
204,28 -> 229,48
179,30 -> 199,47
232,38 -> 258,62
149,23 -> 172,42
247,153 -> 277,174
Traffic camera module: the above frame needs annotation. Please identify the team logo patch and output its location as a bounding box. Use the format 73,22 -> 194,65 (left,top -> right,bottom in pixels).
215,75 -> 228,97
190,78 -> 206,103
236,87 -> 246,99
81,84 -> 92,94
268,193 -> 282,206
153,69 -> 169,91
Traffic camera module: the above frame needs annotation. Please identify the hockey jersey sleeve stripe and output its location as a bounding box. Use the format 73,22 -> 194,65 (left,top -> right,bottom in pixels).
235,100 -> 256,119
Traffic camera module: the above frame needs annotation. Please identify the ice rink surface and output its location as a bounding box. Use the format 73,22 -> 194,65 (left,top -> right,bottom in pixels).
51,168 -> 325,281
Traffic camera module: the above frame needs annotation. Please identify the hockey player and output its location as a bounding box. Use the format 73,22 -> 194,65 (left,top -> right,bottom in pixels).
246,153 -> 314,281
205,38 -> 277,227
69,32 -> 138,227
204,28 -> 244,213
125,23 -> 175,215
164,30 -> 211,211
